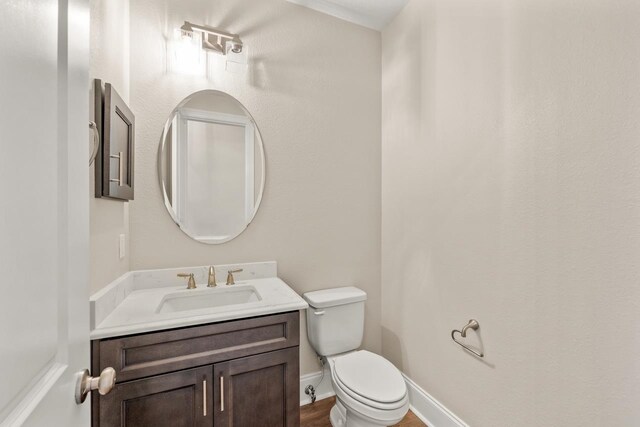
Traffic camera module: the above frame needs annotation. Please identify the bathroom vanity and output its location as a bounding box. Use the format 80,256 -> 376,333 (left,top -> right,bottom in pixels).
89,262 -> 307,427
88,91 -> 307,426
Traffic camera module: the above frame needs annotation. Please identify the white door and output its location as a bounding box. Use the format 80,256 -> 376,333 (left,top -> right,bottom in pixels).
0,0 -> 92,426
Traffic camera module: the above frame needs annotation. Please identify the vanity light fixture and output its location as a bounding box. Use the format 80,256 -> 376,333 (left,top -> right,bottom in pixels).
179,21 -> 243,55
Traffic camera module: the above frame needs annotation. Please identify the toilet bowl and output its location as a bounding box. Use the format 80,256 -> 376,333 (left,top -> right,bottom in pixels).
303,287 -> 409,427
327,350 -> 409,427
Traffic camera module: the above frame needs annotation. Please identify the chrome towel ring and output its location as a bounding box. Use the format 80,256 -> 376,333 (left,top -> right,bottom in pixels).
451,319 -> 483,358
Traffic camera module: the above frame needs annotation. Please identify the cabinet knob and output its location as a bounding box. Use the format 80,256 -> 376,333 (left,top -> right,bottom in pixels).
75,367 -> 116,404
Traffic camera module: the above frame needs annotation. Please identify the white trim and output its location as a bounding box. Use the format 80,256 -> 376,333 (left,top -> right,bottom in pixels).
192,234 -> 231,243
170,116 -> 178,211
287,0 -> 380,29
298,370 -> 468,427
402,374 -> 469,427
178,108 -> 251,126
244,123 -> 255,222
285,0 -> 406,31
0,362 -> 67,427
286,0 -> 409,31
299,367 -> 334,407
176,110 -> 188,225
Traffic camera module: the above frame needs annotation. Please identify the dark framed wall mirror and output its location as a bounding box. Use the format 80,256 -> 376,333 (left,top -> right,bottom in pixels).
94,79 -> 135,201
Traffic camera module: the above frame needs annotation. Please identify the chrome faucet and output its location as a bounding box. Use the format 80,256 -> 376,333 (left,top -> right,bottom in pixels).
226,269 -> 243,285
208,266 -> 217,287
177,273 -> 197,290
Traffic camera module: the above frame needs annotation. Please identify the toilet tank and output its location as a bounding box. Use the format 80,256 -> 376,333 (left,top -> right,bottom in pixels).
303,287 -> 367,356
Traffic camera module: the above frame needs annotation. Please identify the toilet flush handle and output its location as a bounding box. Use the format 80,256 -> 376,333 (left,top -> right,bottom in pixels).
313,310 -> 325,316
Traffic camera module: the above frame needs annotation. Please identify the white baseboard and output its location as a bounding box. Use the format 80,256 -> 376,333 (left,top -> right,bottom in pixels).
299,366 -> 335,406
403,374 -> 469,427
299,370 -> 468,427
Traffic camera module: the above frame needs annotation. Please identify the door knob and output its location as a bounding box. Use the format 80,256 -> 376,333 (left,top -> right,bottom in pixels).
75,367 -> 116,404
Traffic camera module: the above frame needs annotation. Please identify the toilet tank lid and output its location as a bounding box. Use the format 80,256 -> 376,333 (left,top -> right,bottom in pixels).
303,286 -> 367,309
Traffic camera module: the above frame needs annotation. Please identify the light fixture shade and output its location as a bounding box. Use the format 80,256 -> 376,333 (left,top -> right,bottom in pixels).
167,28 -> 206,76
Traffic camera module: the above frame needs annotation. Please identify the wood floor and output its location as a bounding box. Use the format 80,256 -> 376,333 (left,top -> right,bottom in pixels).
300,397 -> 426,427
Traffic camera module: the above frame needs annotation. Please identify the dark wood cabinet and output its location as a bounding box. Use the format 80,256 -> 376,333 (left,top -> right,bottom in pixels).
99,367 -> 212,427
214,348 -> 300,427
94,79 -> 135,201
91,312 -> 300,427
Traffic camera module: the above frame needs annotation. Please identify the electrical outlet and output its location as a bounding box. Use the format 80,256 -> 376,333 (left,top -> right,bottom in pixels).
119,234 -> 126,259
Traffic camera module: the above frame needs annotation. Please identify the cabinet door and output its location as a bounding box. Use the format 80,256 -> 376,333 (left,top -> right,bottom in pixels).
214,347 -> 300,427
98,366 -> 213,427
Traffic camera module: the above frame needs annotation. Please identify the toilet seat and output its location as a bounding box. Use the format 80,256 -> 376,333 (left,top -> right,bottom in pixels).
328,351 -> 410,426
329,351 -> 408,410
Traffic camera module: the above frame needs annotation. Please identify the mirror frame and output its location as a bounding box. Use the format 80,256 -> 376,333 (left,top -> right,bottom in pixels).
157,90 -> 266,244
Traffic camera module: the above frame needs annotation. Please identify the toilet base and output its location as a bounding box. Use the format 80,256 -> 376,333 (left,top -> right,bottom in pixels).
329,400 -> 346,427
329,398 -> 403,427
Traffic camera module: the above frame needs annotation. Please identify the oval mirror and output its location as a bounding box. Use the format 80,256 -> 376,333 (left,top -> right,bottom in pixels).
158,90 -> 265,244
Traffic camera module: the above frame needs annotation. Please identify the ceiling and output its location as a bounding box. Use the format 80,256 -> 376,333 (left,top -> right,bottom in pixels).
285,0 -> 409,31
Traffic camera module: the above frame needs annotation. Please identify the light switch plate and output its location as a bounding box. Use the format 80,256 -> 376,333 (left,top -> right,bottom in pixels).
119,234 -> 126,259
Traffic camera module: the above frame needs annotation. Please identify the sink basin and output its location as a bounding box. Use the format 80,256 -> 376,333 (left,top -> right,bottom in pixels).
156,286 -> 261,313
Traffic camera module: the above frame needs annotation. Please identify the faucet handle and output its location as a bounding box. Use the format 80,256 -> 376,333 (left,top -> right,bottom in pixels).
226,269 -> 243,285
208,266 -> 217,288
177,273 -> 197,290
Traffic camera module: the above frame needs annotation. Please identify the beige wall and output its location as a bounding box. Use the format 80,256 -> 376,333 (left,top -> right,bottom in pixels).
89,0 -> 130,294
128,0 -> 382,375
382,0 -> 640,426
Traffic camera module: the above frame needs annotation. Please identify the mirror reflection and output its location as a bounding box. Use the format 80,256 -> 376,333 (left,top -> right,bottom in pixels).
158,90 -> 265,244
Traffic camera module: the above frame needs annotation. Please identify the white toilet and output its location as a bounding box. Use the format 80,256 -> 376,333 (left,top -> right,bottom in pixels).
303,287 -> 410,427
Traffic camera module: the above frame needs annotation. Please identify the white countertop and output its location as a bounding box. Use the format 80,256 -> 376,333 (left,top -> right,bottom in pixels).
90,262 -> 308,340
